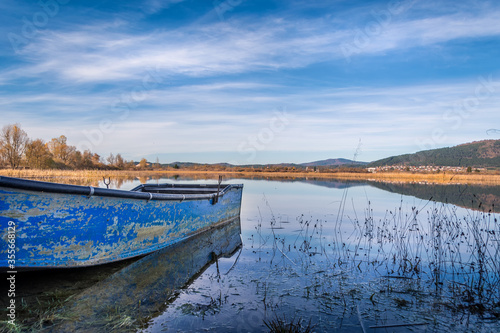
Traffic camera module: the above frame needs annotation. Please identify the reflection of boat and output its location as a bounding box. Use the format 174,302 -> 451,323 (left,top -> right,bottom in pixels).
0,176 -> 243,270
6,217 -> 242,332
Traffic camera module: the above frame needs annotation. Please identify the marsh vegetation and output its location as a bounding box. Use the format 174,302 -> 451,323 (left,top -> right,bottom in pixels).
2,168 -> 500,187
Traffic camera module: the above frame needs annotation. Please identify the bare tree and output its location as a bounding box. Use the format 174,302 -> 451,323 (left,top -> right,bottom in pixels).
0,124 -> 29,169
106,153 -> 116,166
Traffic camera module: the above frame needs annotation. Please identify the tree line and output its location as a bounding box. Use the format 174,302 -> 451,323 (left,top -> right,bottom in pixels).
0,124 -> 142,170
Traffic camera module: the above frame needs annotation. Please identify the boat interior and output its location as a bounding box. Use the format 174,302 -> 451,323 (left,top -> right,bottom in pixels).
131,183 -> 230,195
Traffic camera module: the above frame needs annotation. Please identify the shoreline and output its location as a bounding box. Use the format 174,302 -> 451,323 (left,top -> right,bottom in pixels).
1,169 -> 500,186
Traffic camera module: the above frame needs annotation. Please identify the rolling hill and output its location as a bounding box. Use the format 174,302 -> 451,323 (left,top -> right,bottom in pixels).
369,140 -> 500,168
299,158 -> 367,167
154,158 -> 367,169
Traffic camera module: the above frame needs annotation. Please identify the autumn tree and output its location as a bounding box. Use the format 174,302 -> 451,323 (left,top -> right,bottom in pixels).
138,158 -> 148,169
115,153 -> 125,169
0,123 -> 131,171
47,135 -> 75,164
80,150 -> 95,169
68,150 -> 83,169
125,160 -> 136,170
91,153 -> 102,167
0,124 -> 29,169
25,139 -> 53,169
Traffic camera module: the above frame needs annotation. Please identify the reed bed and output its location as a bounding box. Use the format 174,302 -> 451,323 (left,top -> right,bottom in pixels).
1,169 -> 500,186
328,171 -> 500,186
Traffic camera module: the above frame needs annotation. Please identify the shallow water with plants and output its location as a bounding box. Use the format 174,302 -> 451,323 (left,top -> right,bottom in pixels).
1,177 -> 499,332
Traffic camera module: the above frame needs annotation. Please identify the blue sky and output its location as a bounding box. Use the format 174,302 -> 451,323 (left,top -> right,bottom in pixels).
1,0 -> 500,164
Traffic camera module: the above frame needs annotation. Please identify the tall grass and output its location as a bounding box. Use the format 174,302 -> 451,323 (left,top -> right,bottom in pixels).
1,168 -> 500,185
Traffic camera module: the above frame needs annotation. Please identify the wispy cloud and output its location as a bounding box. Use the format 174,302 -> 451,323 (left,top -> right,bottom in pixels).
4,4 -> 499,85
142,0 -> 187,14
3,76 -> 496,162
348,11 -> 500,55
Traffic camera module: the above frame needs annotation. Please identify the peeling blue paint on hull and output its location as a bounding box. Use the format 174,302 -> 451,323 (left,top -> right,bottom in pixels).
0,177 -> 243,270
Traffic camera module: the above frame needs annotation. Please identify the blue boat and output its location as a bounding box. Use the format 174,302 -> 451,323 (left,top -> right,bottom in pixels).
0,176 -> 243,270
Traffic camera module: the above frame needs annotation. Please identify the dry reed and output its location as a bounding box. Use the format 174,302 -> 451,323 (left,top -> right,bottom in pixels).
1,169 -> 499,186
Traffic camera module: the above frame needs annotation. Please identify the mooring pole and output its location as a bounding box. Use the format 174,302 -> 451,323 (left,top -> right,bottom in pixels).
214,175 -> 222,204
103,177 -> 111,189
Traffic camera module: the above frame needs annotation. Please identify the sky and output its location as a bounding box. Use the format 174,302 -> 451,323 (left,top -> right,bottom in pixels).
1,0 -> 500,165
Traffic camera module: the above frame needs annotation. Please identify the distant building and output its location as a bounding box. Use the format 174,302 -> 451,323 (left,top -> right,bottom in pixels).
367,165 -> 467,173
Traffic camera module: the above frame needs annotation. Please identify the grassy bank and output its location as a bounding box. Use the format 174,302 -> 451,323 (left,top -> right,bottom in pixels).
1,169 -> 500,186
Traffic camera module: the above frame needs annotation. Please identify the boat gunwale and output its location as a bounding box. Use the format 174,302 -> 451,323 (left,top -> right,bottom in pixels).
0,176 -> 243,202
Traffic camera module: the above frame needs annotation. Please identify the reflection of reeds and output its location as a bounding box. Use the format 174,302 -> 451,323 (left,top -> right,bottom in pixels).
260,194 -> 500,326
0,290 -> 78,333
264,314 -> 315,333
369,201 -> 498,317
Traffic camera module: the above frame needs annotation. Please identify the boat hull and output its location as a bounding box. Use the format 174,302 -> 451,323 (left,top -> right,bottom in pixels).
0,180 -> 243,270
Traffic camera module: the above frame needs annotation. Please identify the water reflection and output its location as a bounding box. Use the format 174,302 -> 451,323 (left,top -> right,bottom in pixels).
245,177 -> 498,213
368,181 -> 499,212
143,178 -> 500,332
126,177 -> 499,213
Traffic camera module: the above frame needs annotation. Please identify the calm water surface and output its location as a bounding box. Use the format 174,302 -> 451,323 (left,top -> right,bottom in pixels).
3,177 -> 500,332
123,177 -> 499,332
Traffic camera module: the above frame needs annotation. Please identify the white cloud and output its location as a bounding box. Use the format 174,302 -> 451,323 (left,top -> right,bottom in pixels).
2,77 -> 492,162
346,11 -> 500,56
142,0 -> 187,14
3,5 -> 499,85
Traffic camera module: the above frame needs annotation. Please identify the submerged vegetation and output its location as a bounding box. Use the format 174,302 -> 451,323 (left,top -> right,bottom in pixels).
249,196 -> 500,330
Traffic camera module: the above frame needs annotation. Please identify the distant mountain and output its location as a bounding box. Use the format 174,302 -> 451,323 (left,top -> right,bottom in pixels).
300,158 -> 367,167
369,140 -> 500,168
163,162 -> 233,168
154,159 -> 367,169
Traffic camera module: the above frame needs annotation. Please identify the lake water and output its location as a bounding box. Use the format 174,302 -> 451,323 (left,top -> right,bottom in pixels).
2,176 -> 500,332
